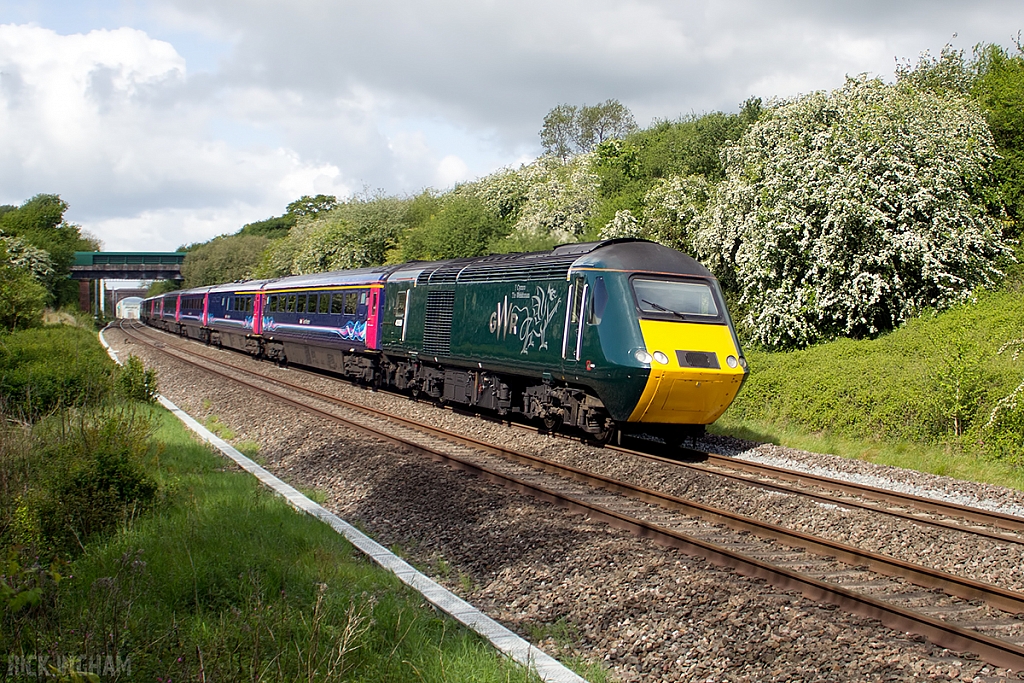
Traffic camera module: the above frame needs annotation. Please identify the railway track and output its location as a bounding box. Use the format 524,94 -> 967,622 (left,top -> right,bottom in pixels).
118,320 -> 1024,670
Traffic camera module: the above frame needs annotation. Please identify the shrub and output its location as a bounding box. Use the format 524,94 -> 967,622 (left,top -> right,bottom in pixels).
115,355 -> 158,403
0,265 -> 47,333
688,77 -> 1010,349
0,326 -> 115,420
34,409 -> 158,556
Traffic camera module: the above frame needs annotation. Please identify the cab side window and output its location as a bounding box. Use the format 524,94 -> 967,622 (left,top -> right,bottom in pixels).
587,276 -> 608,325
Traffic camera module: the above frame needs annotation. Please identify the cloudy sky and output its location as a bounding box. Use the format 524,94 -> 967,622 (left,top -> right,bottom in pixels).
2,1 -> 1023,252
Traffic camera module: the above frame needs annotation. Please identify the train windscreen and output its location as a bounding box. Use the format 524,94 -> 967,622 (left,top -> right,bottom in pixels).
632,278 -> 720,320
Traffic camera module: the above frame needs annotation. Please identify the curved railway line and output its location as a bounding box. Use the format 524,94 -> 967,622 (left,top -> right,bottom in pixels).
118,320 -> 1024,672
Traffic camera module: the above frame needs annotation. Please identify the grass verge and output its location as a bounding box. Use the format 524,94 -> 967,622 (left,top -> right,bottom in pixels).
5,403 -> 540,682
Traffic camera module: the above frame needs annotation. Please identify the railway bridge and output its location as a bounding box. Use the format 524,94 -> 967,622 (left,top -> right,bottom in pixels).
71,251 -> 185,314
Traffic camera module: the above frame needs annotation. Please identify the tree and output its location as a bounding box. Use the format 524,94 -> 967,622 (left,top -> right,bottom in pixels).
577,99 -> 639,151
254,193 -> 409,276
0,194 -> 94,307
145,280 -> 181,297
896,40 -> 1024,235
391,195 -> 509,262
237,214 -> 297,240
181,235 -> 271,287
972,42 -> 1024,234
688,77 -> 1010,349
539,100 -> 638,160
286,194 -> 340,218
0,238 -> 48,332
540,104 -> 580,161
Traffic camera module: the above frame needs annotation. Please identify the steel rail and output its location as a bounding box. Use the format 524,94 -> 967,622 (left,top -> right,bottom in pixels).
124,322 -> 1024,545
120,322 -> 1024,609
605,444 -> 1024,546
120,321 -> 1024,670
681,448 -> 1024,534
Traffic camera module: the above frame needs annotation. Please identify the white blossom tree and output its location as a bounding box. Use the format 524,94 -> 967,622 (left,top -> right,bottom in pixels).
463,154 -> 601,250
683,77 -> 1011,349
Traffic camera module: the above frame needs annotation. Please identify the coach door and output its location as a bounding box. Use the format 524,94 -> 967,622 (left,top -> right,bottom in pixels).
561,275 -> 587,366
365,287 -> 381,349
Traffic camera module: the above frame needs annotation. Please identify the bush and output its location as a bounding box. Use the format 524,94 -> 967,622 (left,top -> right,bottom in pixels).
688,77 -> 1010,349
33,409 -> 158,556
115,355 -> 158,403
391,195 -> 509,262
0,326 -> 115,420
0,266 -> 46,333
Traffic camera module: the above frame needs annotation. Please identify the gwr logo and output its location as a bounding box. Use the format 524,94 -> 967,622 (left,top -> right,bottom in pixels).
489,296 -> 519,339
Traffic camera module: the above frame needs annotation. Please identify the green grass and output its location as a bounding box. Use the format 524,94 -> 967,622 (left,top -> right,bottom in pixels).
710,415 -> 1024,490
717,277 -> 1024,489
6,404 -> 541,682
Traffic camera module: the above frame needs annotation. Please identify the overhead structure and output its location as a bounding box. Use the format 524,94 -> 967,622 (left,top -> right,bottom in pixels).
71,251 -> 186,314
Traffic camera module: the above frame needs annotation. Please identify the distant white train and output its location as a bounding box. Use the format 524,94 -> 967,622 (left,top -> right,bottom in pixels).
115,296 -> 144,320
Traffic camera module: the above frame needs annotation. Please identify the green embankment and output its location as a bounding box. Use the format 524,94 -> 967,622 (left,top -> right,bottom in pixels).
1,326 -> 541,682
716,278 -> 1024,489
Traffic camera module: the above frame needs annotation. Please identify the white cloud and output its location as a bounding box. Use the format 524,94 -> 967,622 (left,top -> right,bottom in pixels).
436,155 -> 469,190
0,23 -> 363,248
3,1 -> 1024,252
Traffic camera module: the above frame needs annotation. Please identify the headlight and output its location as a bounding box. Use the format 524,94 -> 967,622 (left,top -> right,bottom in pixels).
652,351 -> 669,365
726,355 -> 739,368
634,349 -> 653,364
739,357 -> 748,369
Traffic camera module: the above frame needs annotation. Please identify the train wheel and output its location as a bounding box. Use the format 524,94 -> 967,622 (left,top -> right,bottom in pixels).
587,425 -> 616,446
541,414 -> 562,433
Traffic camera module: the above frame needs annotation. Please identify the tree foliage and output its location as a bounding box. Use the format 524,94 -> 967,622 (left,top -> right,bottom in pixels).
0,194 -> 94,307
972,42 -> 1024,233
181,235 -> 271,286
0,266 -> 47,333
390,195 -> 509,262
286,194 -> 340,218
464,154 -> 600,251
589,101 -> 761,234
145,279 -> 181,297
897,41 -> 1024,235
237,214 -> 296,240
539,100 -> 638,160
254,193 -> 408,276
683,77 -> 1009,349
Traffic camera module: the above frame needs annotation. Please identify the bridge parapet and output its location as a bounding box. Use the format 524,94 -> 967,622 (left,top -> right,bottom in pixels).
71,252 -> 185,281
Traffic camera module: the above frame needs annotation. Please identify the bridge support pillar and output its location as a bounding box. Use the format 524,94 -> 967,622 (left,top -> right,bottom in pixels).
78,280 -> 91,312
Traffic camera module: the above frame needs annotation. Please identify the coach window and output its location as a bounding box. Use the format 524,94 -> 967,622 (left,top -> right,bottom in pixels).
331,293 -> 344,314
344,292 -> 358,315
318,293 -> 329,314
269,295 -> 278,312
297,294 -> 308,314
285,294 -> 295,312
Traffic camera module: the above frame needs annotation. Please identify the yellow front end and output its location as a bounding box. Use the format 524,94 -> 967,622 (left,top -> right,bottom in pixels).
628,319 -> 747,424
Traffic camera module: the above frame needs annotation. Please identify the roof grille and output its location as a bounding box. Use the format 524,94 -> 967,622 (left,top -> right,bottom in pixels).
458,255 -> 578,282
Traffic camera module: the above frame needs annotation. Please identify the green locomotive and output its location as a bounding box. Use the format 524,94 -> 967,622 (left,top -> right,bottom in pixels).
375,238 -> 747,443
